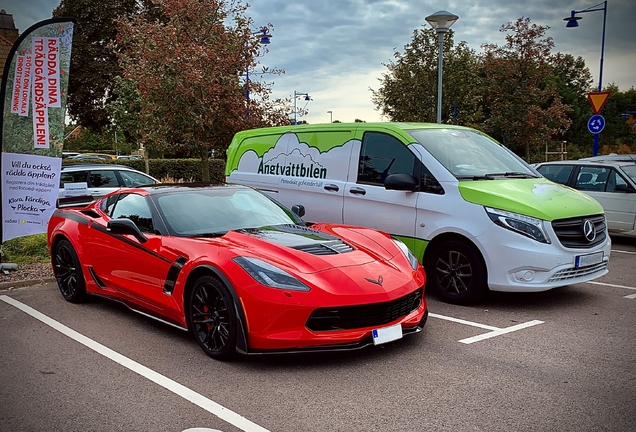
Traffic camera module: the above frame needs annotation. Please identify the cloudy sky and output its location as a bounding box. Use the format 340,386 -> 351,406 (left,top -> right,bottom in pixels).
3,0 -> 635,124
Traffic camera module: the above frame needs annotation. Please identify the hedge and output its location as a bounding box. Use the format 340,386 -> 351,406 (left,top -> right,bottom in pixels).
63,158 -> 227,183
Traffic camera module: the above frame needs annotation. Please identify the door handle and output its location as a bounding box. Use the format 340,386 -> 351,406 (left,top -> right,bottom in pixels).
349,187 -> 366,196
324,184 -> 339,192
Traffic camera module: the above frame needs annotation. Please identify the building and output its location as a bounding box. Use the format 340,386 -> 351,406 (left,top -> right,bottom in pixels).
0,9 -> 19,76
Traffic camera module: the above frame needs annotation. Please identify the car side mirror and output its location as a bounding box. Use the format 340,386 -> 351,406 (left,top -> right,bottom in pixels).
107,218 -> 148,243
384,173 -> 418,192
615,184 -> 636,193
291,204 -> 306,218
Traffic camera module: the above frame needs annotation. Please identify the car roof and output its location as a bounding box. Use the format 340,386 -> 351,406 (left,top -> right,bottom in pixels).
232,122 -> 474,141
62,163 -> 134,170
536,160 -> 636,167
579,154 -> 636,162
135,182 -> 246,196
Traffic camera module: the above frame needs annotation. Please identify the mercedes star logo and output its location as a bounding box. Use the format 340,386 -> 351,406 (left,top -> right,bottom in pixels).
582,219 -> 596,242
365,275 -> 383,286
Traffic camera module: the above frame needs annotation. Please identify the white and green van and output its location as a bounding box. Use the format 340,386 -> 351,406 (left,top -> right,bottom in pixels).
225,123 -> 611,303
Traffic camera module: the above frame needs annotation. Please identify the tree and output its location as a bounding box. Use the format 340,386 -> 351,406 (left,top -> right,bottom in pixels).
481,18 -> 571,160
371,28 -> 483,125
52,0 -> 142,132
113,0 -> 291,180
549,53 -> 594,156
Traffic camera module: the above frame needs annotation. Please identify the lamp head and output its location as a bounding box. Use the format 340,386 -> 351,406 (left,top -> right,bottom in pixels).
425,10 -> 459,32
564,11 -> 581,28
304,95 -> 311,101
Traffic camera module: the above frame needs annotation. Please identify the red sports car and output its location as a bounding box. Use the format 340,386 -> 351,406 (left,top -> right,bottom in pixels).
48,184 -> 428,360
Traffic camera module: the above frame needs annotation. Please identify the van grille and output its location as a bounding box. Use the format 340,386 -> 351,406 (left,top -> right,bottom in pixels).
292,240 -> 353,255
306,288 -> 422,331
551,215 -> 606,249
547,261 -> 608,283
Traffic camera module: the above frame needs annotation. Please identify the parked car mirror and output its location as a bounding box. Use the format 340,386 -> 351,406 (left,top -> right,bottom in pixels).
615,183 -> 636,193
291,204 -> 305,218
384,173 -> 418,192
107,218 -> 148,243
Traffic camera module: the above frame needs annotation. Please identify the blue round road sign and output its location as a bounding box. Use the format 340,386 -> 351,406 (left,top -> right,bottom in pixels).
587,114 -> 605,134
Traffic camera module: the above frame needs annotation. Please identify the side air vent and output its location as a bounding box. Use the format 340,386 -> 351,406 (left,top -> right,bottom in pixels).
80,210 -> 101,218
292,240 -> 354,255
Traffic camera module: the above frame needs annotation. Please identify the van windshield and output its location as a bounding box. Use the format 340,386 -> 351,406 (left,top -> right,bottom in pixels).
407,129 -> 537,180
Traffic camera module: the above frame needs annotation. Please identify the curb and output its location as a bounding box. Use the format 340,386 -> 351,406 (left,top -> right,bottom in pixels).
0,278 -> 56,290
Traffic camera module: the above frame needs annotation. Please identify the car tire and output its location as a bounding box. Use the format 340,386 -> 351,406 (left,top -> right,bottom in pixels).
426,239 -> 486,304
189,275 -> 238,360
52,239 -> 87,303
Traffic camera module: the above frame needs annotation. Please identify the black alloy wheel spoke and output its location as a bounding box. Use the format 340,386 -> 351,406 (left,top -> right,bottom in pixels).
437,251 -> 472,295
55,246 -> 77,297
192,283 -> 229,353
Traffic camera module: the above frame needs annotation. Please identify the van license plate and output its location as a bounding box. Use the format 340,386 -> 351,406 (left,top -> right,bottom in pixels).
372,323 -> 403,345
575,251 -> 603,268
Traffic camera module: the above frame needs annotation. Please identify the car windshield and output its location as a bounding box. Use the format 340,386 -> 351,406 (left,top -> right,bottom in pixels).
407,128 -> 537,179
154,187 -> 298,236
622,165 -> 636,183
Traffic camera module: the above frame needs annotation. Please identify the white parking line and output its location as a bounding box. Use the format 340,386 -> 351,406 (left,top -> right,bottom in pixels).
429,312 -> 544,344
585,281 -> 636,299
0,295 -> 269,432
612,249 -> 636,255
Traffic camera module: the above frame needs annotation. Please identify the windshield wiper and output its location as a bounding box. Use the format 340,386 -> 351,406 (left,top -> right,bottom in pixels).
188,231 -> 228,238
483,172 -> 537,178
456,175 -> 496,180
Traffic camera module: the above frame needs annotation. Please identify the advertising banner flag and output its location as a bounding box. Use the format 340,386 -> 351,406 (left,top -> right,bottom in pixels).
1,18 -> 75,243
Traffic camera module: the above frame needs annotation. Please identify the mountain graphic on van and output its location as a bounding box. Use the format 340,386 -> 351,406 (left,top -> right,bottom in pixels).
233,132 -> 358,182
258,148 -> 327,178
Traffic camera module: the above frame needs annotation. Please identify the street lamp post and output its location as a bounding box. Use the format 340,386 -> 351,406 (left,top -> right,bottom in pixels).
425,10 -> 459,124
293,91 -> 311,124
327,110 -> 333,123
246,27 -> 272,118
564,1 -> 607,156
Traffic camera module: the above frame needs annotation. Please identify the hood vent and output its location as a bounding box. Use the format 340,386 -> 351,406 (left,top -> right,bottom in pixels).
292,240 -> 353,255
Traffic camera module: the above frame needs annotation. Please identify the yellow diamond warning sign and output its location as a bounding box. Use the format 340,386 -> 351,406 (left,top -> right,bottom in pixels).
587,92 -> 610,114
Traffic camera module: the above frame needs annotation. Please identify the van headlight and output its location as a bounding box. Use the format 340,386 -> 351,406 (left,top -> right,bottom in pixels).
392,238 -> 420,270
485,207 -> 551,244
233,257 -> 311,291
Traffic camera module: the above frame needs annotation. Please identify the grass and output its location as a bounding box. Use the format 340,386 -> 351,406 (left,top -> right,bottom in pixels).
1,234 -> 50,264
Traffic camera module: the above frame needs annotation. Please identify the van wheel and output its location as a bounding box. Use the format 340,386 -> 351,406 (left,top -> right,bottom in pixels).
426,240 -> 486,304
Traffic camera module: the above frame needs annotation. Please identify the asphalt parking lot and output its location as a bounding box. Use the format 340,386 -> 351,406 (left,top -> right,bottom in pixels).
1,236 -> 635,432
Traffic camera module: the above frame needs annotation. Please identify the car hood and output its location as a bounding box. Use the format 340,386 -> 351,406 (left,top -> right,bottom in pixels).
458,178 -> 604,221
219,224 -> 399,274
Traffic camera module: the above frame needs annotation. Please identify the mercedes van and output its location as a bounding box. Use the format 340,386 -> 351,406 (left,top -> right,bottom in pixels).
226,123 -> 611,303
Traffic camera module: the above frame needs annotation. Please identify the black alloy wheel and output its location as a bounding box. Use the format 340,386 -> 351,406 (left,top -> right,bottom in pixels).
53,239 -> 86,303
189,275 -> 237,360
426,239 -> 486,304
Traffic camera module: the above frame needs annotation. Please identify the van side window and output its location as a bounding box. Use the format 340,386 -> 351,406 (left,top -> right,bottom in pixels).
419,164 -> 444,195
358,132 -> 417,185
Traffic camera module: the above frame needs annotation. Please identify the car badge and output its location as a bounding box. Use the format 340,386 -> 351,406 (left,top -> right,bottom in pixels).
582,219 -> 596,242
365,275 -> 383,286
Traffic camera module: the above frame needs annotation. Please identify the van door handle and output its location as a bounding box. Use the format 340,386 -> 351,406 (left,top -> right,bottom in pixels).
324,184 -> 339,192
349,187 -> 366,196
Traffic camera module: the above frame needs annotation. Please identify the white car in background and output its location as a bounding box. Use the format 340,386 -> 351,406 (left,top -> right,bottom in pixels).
59,163 -> 159,198
535,160 -> 636,238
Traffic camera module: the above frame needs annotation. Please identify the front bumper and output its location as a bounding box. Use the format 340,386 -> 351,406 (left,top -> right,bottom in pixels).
244,309 -> 428,355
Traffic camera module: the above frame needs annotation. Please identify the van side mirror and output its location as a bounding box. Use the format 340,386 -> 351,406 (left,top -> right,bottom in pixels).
384,173 -> 418,192
291,204 -> 306,218
107,218 -> 148,243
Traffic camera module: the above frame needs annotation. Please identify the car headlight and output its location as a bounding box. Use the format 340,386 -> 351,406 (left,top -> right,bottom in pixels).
485,207 -> 550,244
233,257 -> 310,291
392,238 -> 419,270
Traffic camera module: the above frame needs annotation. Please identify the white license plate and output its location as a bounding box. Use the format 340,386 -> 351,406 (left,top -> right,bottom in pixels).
372,323 -> 403,345
575,251 -> 604,268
